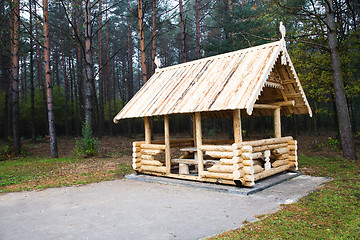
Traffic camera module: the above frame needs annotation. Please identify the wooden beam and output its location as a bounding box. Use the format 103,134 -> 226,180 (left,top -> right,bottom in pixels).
274,107 -> 281,138
164,115 -> 171,174
144,117 -> 151,144
264,81 -> 284,89
233,109 -> 242,143
195,112 -> 204,174
270,100 -> 295,107
253,104 -> 279,109
192,114 -> 197,147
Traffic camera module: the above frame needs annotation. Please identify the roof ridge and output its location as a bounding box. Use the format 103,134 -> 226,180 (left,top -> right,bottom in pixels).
155,41 -> 282,74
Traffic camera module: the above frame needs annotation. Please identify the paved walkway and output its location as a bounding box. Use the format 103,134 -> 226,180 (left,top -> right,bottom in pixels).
0,175 -> 328,240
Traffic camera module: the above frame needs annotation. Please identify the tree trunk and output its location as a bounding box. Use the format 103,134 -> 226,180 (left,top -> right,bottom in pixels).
43,0 -> 58,158
106,13 -> 112,136
75,0 -> 83,135
325,0 -> 356,160
179,0 -> 186,63
138,0 -> 147,84
195,0 -> 201,59
10,0 -> 21,153
98,0 -> 104,137
29,0 -> 36,142
60,26 -> 69,136
127,0 -> 134,99
151,0 -> 157,74
84,0 -> 94,132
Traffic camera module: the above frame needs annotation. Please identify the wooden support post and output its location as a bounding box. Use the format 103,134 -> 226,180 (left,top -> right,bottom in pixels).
144,116 -> 151,144
233,109 -> 242,143
274,107 -> 281,138
195,112 -> 204,174
164,115 -> 171,174
192,114 -> 197,147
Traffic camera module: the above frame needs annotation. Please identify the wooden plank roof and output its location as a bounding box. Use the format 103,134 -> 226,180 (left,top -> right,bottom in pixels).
114,40 -> 312,122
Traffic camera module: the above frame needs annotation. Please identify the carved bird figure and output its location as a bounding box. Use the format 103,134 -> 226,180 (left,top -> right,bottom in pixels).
279,21 -> 286,39
154,56 -> 161,69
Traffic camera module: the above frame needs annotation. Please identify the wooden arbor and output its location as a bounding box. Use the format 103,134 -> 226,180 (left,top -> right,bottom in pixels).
115,24 -> 311,187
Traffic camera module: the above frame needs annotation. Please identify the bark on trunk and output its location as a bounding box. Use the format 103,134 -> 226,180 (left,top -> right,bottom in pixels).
43,0 -> 58,158
29,0 -> 36,142
84,0 -> 94,132
179,0 -> 186,63
127,0 -> 134,99
10,0 -> 21,153
106,14 -> 112,136
60,25 -> 69,136
151,0 -> 157,73
325,0 -> 356,160
195,0 -> 201,59
138,0 -> 147,84
98,0 -> 104,137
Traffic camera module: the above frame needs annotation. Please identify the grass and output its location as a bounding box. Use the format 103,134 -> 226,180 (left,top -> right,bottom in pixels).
209,154 -> 360,239
0,156 -> 133,193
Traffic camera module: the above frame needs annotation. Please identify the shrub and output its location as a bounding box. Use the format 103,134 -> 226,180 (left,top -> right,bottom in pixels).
73,122 -> 99,157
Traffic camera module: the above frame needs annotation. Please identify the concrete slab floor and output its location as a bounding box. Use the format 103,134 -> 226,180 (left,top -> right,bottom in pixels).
0,175 -> 329,240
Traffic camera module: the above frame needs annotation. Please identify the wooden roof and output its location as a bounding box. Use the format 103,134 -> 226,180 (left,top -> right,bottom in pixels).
114,40 -> 312,122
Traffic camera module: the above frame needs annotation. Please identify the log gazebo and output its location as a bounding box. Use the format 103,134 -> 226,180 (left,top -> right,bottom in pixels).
114,24 -> 312,187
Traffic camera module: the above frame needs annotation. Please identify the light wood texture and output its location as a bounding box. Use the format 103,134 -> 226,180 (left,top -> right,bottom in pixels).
233,109 -> 242,143
141,160 -> 163,166
133,141 -> 145,147
233,137 -> 292,148
254,165 -> 290,181
207,164 -> 234,173
272,160 -> 290,168
141,154 -> 155,160
272,147 -> 288,155
253,104 -> 279,109
132,152 -> 141,158
132,162 -> 142,169
254,165 -> 264,174
140,165 -> 167,173
242,159 -> 253,166
199,171 -> 234,180
164,115 -> 171,174
140,144 -> 166,150
205,151 -> 233,159
252,143 -> 287,152
179,163 -> 189,175
144,117 -> 151,144
233,170 -> 244,179
220,158 -> 234,165
274,107 -> 281,138
140,149 -> 162,155
195,112 -> 204,174
200,145 -> 233,152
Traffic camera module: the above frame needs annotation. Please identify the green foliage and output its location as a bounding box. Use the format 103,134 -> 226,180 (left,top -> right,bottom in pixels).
319,137 -> 340,151
73,122 -> 99,157
0,139 -> 13,161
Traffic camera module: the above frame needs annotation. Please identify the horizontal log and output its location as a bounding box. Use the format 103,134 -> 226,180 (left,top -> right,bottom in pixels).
132,146 -> 141,152
289,150 -> 297,156
139,165 -> 167,173
140,144 -> 166,150
140,149 -> 163,155
132,157 -> 141,163
289,161 -> 298,170
233,137 -> 293,148
232,157 -> 242,164
254,165 -> 290,181
233,163 -> 243,171
272,160 -> 290,168
200,145 -> 233,152
252,143 -> 288,152
272,100 -> 295,107
240,146 -> 253,152
253,104 -> 279,109
141,154 -> 155,161
200,171 -> 234,180
207,165 -> 234,173
141,160 -> 163,166
242,181 -> 255,187
132,152 -> 141,158
288,145 -> 297,151
133,141 -> 145,147
272,147 -> 289,155
242,159 -> 253,166
270,154 -> 289,160
220,158 -> 234,165
233,169 -> 244,179
140,170 -> 166,176
243,166 -> 254,175
289,155 -> 297,161
241,152 -> 264,160
205,151 -> 233,159
243,174 -> 254,182
254,165 -> 264,174
288,140 -> 297,145
233,150 -> 242,156
132,162 -> 141,170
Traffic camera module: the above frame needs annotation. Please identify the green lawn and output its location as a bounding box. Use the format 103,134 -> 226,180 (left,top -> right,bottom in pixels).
0,156 -> 133,193
209,154 -> 360,239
